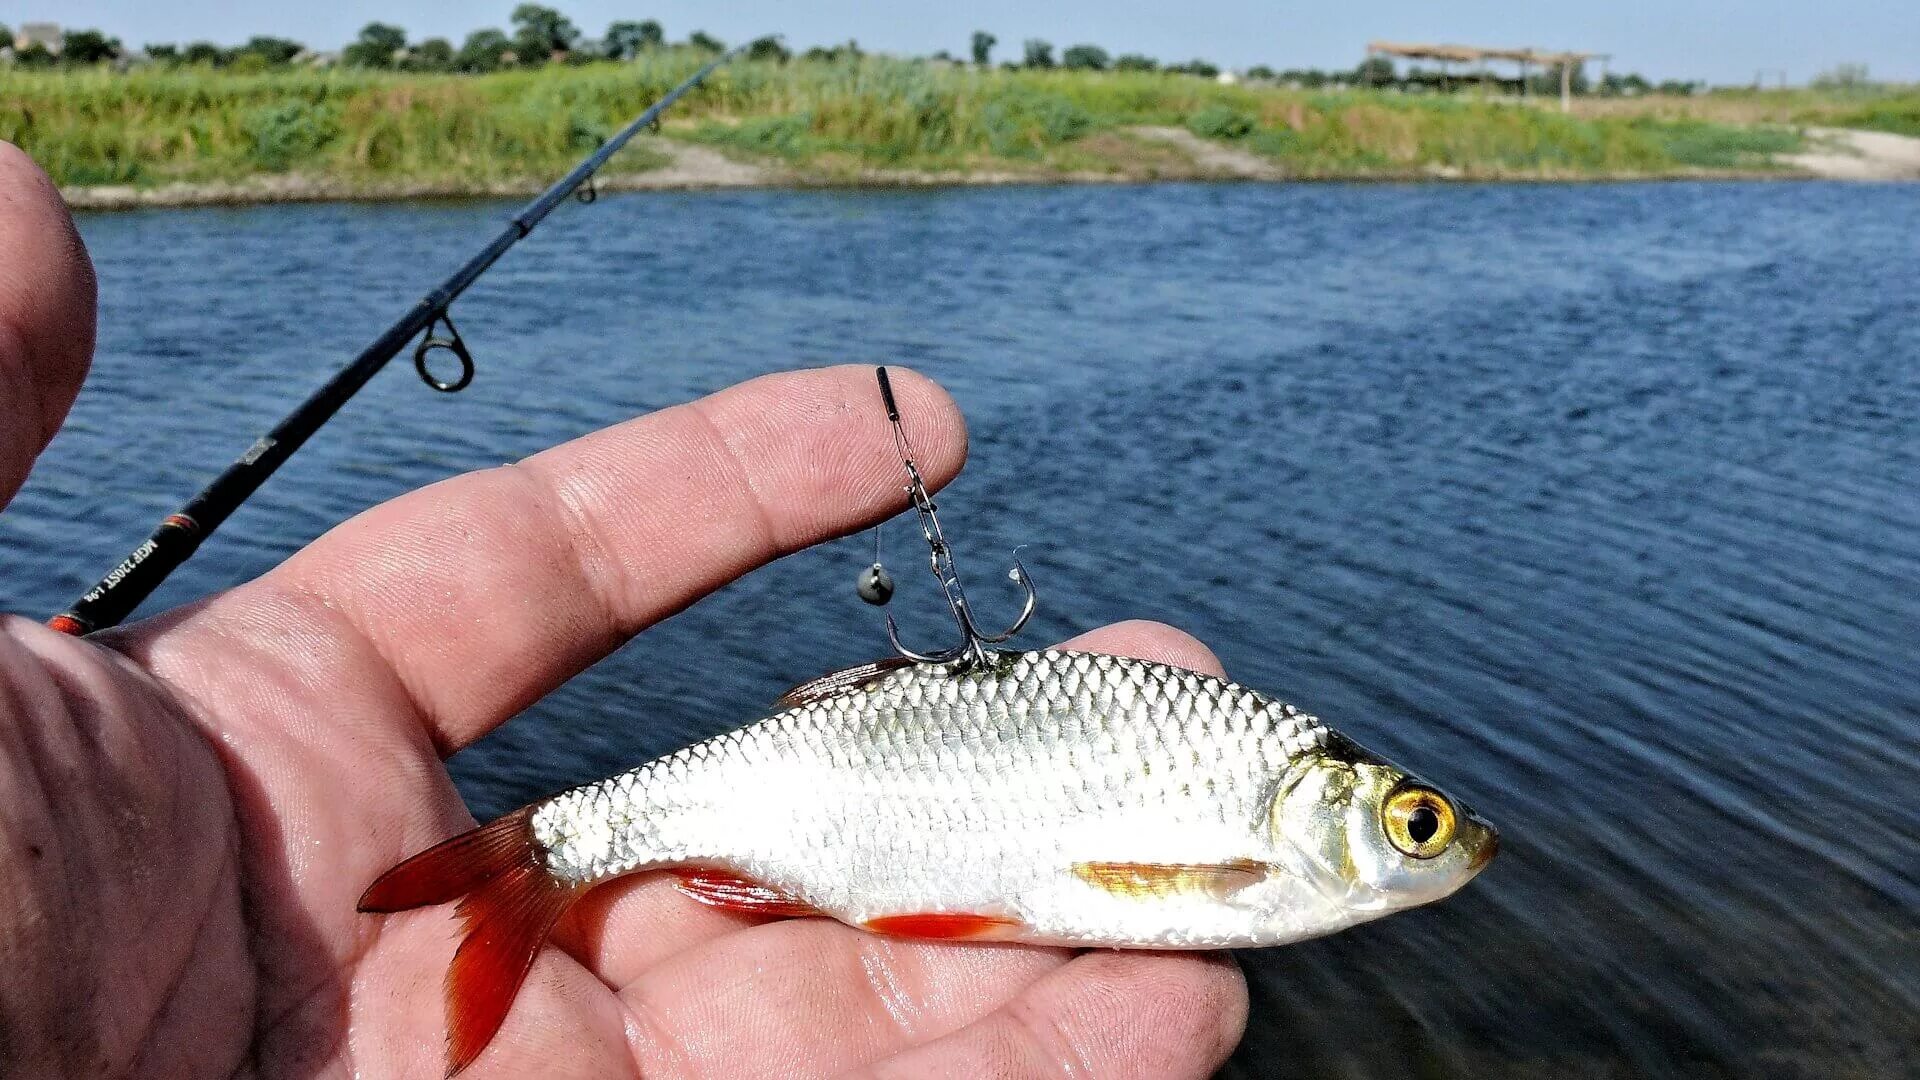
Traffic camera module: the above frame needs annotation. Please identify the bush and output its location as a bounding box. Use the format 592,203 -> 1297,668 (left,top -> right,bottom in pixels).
709,114 -> 817,158
1827,101 -> 1920,137
244,100 -> 340,170
1631,118 -> 1800,168
980,86 -> 1090,156
1187,104 -> 1254,139
1062,45 -> 1109,71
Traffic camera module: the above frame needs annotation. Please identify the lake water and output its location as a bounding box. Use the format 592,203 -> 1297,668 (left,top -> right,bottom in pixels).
4,180 -> 1917,1078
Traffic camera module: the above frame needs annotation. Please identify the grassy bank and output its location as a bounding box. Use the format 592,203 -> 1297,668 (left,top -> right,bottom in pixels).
5,51 -> 1896,197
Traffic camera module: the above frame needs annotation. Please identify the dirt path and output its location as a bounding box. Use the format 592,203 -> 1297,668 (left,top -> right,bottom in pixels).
1785,127 -> 1920,180
601,137 -> 774,190
1126,126 -> 1280,179
60,137 -> 777,211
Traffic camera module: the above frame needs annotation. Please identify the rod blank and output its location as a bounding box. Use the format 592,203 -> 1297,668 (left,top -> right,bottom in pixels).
49,48 -> 743,636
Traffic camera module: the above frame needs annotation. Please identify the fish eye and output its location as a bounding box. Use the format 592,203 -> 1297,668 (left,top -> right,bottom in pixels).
1383,787 -> 1456,859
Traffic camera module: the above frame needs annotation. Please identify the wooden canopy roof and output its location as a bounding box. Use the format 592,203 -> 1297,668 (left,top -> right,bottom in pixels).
1367,41 -> 1606,66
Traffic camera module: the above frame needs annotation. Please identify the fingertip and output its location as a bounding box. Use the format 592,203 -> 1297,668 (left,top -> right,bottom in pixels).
1059,621 -> 1227,679
847,364 -> 969,492
0,139 -> 97,506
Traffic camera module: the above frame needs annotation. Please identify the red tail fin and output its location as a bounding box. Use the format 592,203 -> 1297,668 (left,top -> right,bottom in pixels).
359,809 -> 586,1077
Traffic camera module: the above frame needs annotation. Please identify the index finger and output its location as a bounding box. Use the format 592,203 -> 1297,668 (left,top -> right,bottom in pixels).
0,141 -> 97,510
118,365 -> 964,755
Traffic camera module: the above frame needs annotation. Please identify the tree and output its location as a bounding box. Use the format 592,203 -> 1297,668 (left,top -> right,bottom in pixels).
603,19 -> 663,60
1114,54 -> 1157,72
1061,44 -> 1108,71
1354,56 -> 1395,86
14,42 -> 57,68
510,4 -> 579,63
1169,58 -> 1219,78
145,43 -> 180,63
407,37 -> 455,72
237,35 -> 303,66
456,28 -> 512,73
60,29 -> 123,66
803,41 -> 861,63
1812,63 -> 1871,90
1022,39 -> 1054,69
343,22 -> 407,68
182,41 -> 228,66
746,36 -> 790,63
688,31 -> 725,53
970,31 -> 995,67
1246,64 -> 1275,81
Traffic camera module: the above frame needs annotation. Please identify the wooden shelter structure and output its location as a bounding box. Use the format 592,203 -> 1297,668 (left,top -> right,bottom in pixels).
1366,41 -> 1610,111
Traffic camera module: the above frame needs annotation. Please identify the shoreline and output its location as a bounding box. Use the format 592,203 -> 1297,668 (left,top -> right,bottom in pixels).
57,127 -> 1920,212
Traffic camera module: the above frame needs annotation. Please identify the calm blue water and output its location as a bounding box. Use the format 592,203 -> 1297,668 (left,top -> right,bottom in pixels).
4,181 -> 1918,1077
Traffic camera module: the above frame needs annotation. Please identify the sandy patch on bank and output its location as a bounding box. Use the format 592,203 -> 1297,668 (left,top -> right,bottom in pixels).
1785,128 -> 1920,180
1128,126 -> 1280,179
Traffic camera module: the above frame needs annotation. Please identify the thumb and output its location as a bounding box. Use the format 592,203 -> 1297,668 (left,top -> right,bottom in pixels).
0,140 -> 96,512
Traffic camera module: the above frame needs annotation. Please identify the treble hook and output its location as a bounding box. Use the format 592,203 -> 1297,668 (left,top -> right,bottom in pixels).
413,311 -> 475,393
860,366 -> 1036,670
576,174 -> 599,204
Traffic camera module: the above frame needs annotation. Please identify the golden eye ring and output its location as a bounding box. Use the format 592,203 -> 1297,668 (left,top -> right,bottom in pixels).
1383,787 -> 1457,859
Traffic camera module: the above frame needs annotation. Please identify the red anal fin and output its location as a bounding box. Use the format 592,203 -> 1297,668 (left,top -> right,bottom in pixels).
774,657 -> 914,709
672,870 -> 824,917
358,808 -> 587,1077
864,912 -> 1024,940
1071,859 -> 1267,900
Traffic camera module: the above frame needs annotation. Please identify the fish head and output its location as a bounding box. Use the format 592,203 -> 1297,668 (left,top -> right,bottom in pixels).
1268,734 -> 1498,920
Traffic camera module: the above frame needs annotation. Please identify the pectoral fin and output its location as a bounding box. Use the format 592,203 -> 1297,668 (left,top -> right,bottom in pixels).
1072,859 -> 1267,899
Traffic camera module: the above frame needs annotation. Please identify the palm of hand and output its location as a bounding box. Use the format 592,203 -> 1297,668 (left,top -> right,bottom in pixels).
0,144 -> 1244,1079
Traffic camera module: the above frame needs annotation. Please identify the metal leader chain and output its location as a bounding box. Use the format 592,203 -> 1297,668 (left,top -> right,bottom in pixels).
859,367 -> 1035,670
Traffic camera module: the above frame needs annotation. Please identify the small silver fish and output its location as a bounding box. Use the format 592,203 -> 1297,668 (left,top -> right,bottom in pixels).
362,648 -> 1497,1075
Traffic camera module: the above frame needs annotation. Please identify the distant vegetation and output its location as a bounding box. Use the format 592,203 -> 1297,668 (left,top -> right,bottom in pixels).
2,9 -> 1912,192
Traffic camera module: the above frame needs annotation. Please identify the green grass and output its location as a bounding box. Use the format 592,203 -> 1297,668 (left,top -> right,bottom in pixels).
0,53 -> 1831,191
1823,99 -> 1920,137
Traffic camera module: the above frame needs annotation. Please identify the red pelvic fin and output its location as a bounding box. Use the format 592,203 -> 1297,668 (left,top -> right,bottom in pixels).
863,912 -> 1024,941
671,870 -> 825,917
358,809 -> 586,1077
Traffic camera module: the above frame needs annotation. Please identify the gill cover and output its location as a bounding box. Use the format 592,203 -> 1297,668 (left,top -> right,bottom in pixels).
1272,742 -> 1497,913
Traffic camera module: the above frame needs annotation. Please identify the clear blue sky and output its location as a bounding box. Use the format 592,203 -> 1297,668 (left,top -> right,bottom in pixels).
18,1 -> 1919,84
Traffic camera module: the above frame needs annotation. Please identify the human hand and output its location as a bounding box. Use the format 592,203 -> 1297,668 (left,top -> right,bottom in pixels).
0,142 -> 1247,1079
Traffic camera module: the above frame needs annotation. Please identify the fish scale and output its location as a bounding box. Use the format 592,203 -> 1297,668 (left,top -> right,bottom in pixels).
530,649 -> 1327,946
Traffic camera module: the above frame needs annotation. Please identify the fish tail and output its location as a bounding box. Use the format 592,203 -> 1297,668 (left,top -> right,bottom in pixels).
358,808 -> 586,1077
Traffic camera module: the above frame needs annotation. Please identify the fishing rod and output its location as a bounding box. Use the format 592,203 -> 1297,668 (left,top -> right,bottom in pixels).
49,46 -> 749,637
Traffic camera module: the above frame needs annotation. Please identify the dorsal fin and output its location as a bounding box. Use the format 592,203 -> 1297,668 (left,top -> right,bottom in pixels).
774,657 -> 914,710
